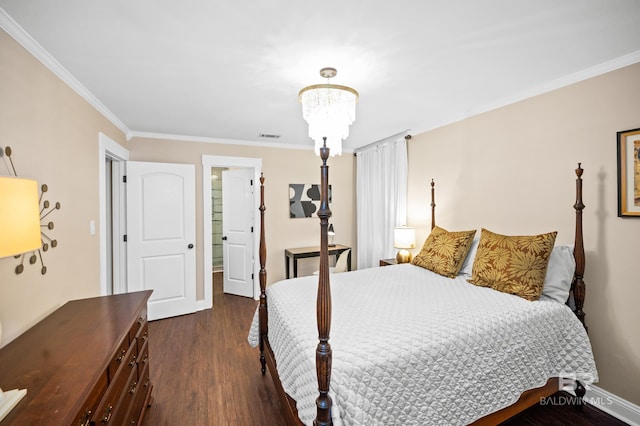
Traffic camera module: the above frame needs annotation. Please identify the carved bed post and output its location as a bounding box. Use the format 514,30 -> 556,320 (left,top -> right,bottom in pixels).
315,138 -> 333,426
572,163 -> 587,406
430,179 -> 436,230
259,173 -> 268,375
572,164 -> 586,331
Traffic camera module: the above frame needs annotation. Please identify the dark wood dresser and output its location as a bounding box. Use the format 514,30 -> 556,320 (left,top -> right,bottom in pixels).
0,290 -> 153,425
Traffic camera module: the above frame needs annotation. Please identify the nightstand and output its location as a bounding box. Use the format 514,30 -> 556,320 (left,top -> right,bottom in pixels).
379,258 -> 398,267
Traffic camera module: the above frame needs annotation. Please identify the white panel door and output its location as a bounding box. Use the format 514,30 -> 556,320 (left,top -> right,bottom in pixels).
222,168 -> 254,297
126,161 -> 196,320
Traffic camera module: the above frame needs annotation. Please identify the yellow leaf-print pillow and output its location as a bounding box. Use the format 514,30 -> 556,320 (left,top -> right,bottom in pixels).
412,226 -> 476,278
468,228 -> 557,301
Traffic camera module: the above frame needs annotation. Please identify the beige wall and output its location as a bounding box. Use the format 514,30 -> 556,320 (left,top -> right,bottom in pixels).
407,62 -> 640,404
0,30 -> 128,345
129,138 -> 356,300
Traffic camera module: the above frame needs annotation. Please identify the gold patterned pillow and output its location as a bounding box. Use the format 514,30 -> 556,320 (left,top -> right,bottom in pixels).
468,228 -> 557,301
412,226 -> 476,278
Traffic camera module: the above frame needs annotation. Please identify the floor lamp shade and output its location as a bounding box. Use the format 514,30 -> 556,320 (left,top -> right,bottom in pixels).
0,177 -> 42,258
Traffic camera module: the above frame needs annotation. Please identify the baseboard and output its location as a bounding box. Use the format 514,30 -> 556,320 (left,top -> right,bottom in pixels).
584,385 -> 640,425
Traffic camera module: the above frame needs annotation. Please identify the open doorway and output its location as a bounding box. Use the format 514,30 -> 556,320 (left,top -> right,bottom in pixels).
211,167 -> 227,273
201,155 -> 263,308
98,133 -> 128,296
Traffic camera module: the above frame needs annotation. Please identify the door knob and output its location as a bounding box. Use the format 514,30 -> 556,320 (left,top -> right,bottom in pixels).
188,243 -> 194,249
222,236 -> 228,241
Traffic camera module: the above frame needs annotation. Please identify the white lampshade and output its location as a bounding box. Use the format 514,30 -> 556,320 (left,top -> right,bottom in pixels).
394,227 -> 416,249
0,177 -> 42,258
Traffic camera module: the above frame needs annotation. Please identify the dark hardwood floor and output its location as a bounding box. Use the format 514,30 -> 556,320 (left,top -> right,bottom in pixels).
142,273 -> 627,425
141,272 -> 283,425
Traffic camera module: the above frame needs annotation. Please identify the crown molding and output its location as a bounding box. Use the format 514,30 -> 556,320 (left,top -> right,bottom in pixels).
128,131 -> 355,154
0,8 -> 130,136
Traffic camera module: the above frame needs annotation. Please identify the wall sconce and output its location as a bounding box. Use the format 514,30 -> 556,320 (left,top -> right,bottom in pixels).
0,177 -> 42,258
394,226 -> 416,263
327,223 -> 336,247
0,176 -> 39,418
1,146 -> 60,275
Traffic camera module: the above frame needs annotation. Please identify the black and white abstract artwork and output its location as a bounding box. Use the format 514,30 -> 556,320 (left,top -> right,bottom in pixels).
289,184 -> 332,218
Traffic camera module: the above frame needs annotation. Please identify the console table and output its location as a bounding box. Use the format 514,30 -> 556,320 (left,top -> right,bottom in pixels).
0,290 -> 153,425
284,244 -> 351,278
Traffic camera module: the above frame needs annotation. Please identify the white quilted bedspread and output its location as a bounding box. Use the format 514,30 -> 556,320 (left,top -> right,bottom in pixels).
248,264 -> 597,425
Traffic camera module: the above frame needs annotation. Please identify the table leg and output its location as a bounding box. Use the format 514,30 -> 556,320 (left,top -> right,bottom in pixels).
285,255 -> 290,279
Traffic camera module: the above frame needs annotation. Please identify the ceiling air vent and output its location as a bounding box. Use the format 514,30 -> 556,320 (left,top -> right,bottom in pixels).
258,133 -> 281,139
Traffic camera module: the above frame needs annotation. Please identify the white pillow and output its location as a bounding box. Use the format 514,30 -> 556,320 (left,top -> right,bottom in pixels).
541,245 -> 575,303
458,238 -> 479,277
460,241 -> 575,304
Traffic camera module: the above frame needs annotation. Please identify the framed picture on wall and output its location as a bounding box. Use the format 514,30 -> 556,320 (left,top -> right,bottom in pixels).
617,127 -> 640,217
289,183 -> 332,218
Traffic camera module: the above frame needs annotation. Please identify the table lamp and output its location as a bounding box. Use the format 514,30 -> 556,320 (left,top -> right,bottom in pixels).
0,176 -> 42,420
328,223 -> 336,247
394,226 -> 416,263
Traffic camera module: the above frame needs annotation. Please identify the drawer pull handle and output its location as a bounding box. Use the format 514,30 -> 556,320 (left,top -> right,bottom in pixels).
144,378 -> 150,388
129,381 -> 137,395
101,405 -> 113,423
142,354 -> 148,365
141,332 -> 148,342
138,317 -> 144,324
78,409 -> 91,426
115,348 -> 126,363
128,355 -> 137,367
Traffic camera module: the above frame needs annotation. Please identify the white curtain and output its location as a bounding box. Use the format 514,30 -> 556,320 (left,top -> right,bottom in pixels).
356,133 -> 408,269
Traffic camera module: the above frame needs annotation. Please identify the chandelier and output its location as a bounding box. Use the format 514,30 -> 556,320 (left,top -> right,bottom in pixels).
298,67 -> 359,156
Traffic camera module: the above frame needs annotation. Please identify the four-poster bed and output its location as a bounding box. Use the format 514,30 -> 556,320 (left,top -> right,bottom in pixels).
250,157 -> 596,425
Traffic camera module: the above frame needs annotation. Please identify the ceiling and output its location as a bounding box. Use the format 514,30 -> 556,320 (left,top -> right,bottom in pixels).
1,1 -> 640,152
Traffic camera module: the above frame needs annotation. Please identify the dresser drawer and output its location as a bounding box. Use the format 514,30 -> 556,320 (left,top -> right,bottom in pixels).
72,370 -> 108,426
128,360 -> 151,425
93,340 -> 138,424
108,361 -> 139,426
129,308 -> 147,342
136,320 -> 149,354
108,334 -> 131,382
138,338 -> 149,375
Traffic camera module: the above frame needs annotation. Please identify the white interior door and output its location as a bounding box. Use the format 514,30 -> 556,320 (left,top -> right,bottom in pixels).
222,168 -> 254,297
126,161 -> 197,320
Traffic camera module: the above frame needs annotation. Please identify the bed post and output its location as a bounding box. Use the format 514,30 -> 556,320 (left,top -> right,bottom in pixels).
315,138 -> 333,426
430,179 -> 436,230
572,164 -> 586,331
258,173 -> 268,376
572,163 -> 587,406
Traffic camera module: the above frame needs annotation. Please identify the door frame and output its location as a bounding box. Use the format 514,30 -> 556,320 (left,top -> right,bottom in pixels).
98,133 -> 129,296
202,155 -> 262,307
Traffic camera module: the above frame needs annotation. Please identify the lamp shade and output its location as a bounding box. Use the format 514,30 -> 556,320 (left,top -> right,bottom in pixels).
394,227 -> 416,249
0,177 -> 42,258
